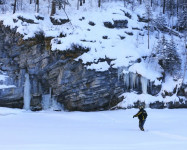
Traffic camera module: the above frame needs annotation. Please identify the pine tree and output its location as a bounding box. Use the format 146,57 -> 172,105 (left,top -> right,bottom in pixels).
154,12 -> 167,31
178,3 -> 187,31
165,37 -> 181,75
0,0 -> 4,5
155,35 -> 181,76
156,35 -> 168,60
166,0 -> 176,16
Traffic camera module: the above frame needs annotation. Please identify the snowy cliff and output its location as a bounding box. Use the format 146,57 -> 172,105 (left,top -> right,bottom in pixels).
0,0 -> 186,110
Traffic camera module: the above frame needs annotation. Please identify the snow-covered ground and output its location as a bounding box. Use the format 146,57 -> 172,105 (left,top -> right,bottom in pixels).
0,107 -> 187,150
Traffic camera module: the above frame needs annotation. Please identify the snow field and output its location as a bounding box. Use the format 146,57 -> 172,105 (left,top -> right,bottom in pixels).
0,107 -> 187,150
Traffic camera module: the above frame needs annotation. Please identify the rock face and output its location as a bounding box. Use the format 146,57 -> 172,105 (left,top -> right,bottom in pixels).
0,23 -> 186,111
0,22 -> 125,111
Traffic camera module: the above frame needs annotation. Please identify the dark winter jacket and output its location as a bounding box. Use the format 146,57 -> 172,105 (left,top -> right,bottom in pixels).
133,108 -> 148,121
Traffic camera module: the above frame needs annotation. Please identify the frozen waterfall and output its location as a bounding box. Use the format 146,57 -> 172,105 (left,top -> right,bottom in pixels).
130,72 -> 137,89
42,88 -> 63,110
119,68 -> 149,94
42,94 -> 51,110
124,73 -> 130,89
23,73 -> 31,110
141,76 -> 148,94
42,88 -> 52,110
123,72 -> 138,90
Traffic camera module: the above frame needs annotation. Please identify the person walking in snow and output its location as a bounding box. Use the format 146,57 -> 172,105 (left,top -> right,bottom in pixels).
133,106 -> 148,131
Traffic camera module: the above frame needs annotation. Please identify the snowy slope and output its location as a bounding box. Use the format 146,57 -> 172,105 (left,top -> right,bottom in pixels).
0,107 -> 187,150
0,1 -> 184,76
0,1 -> 170,76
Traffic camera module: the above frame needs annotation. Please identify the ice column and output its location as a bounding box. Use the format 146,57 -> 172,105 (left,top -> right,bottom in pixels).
117,67 -> 123,81
124,73 -> 130,89
24,73 -> 31,110
42,88 -> 52,110
129,72 -> 137,89
141,76 -> 148,94
51,96 -> 63,111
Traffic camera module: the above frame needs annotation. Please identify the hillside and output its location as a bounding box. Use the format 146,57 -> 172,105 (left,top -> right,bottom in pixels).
0,0 -> 187,110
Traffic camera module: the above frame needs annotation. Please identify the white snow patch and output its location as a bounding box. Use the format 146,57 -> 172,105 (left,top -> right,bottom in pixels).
87,62 -> 110,72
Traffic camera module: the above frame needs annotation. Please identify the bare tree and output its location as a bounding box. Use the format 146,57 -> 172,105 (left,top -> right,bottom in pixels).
13,0 -> 17,14
98,0 -> 101,7
182,3 -> 187,83
177,0 -> 179,15
145,2 -> 152,49
36,0 -> 39,13
51,0 -> 56,16
77,0 -> 79,10
183,31 -> 187,83
20,0 -> 23,10
163,0 -> 166,14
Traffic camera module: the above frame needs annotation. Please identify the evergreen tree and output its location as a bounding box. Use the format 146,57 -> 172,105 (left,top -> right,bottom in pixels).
166,0 -> 176,16
178,3 -> 187,31
156,35 -> 168,60
155,35 -> 181,76
164,37 -> 181,75
0,0 -> 4,5
154,12 -> 167,31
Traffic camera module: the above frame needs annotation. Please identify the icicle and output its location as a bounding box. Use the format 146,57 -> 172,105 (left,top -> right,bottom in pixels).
129,72 -> 137,89
141,76 -> 148,94
129,72 -> 133,89
124,73 -> 130,89
135,75 -> 140,89
23,73 -> 31,110
117,67 -> 123,81
149,81 -> 153,93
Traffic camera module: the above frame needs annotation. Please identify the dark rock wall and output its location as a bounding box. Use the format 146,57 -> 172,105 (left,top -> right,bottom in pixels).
0,23 -> 124,111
